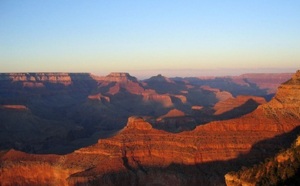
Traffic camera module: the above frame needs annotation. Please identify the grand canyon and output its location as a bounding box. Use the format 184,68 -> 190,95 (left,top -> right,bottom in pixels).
0,70 -> 299,185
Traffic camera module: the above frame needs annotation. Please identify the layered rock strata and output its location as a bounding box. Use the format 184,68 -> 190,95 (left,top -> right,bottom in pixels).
0,71 -> 299,185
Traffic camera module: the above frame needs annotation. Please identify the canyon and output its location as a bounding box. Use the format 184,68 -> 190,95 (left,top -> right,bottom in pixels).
0,71 -> 299,185
0,72 -> 292,153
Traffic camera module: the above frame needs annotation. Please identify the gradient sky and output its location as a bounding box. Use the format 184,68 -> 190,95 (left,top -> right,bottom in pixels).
1,1 -> 299,78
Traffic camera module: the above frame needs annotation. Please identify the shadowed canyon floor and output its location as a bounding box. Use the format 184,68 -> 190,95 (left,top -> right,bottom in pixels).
0,70 -> 299,185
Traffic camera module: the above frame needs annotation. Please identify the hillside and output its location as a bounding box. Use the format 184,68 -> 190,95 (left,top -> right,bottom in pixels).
225,136 -> 300,186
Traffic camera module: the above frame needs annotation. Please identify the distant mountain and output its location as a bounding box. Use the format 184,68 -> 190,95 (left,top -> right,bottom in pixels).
179,73 -> 293,99
144,74 -> 185,94
98,72 -> 139,83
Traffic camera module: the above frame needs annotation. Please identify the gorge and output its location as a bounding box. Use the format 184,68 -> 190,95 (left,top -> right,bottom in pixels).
0,71 -> 299,185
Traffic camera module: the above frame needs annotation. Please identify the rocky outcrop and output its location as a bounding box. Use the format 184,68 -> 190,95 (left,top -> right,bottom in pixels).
144,74 -> 185,94
97,73 -> 145,95
265,71 -> 300,110
0,149 -> 76,186
146,74 -> 174,83
125,116 -> 153,130
213,95 -> 266,115
172,94 -> 187,104
95,73 -> 175,109
0,105 -> 28,110
142,93 -> 173,107
0,73 -> 97,86
98,72 -> 139,83
88,93 -> 110,102
191,105 -> 203,110
0,73 -> 71,82
159,109 -> 185,119
225,135 -> 300,186
201,85 -> 233,102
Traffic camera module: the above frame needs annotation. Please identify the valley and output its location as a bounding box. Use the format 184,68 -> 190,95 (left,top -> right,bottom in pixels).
0,71 -> 299,185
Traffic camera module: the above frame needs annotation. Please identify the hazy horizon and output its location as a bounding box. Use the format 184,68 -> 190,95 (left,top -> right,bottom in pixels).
1,1 -> 299,75
0,67 -> 297,80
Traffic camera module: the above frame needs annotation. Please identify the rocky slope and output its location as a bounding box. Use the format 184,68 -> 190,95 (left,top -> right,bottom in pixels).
0,71 -> 299,185
225,136 -> 300,186
213,95 -> 266,118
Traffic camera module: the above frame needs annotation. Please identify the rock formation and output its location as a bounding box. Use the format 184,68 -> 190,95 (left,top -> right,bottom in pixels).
144,74 -> 184,94
0,73 -> 97,86
88,93 -> 110,102
225,135 -> 300,186
213,95 -> 266,116
98,72 -> 139,83
142,93 -> 173,108
159,109 -> 186,119
201,85 -> 233,102
0,105 -> 28,110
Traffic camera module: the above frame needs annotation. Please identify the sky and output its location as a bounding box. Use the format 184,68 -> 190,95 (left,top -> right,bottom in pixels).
0,1 -> 299,78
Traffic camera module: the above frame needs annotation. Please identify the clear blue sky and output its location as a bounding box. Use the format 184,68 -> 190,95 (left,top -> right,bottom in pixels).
1,1 -> 299,77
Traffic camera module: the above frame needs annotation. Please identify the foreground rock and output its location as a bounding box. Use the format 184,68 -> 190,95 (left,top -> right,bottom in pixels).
225,136 -> 300,186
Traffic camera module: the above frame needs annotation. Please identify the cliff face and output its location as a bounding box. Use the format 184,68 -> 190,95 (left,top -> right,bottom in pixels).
266,71 -> 300,110
0,73 -> 97,86
142,93 -> 173,108
213,95 -> 266,115
225,135 -> 300,186
222,72 -> 300,185
201,85 -> 233,102
0,73 -> 98,96
0,73 -> 72,81
97,72 -> 139,83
